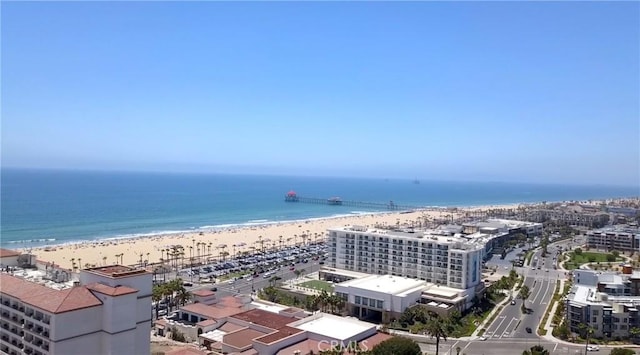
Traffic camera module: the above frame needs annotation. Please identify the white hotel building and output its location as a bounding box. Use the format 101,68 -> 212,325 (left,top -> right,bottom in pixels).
328,226 -> 487,290
0,264 -> 152,355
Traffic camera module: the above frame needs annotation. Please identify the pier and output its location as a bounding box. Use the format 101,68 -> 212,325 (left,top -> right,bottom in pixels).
284,191 -> 418,211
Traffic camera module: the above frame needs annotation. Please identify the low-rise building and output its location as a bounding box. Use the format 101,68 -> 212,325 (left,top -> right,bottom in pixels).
566,284 -> 640,339
586,226 -> 640,252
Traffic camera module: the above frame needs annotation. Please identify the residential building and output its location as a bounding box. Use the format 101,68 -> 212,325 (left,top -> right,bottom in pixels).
327,225 -> 486,290
566,284 -> 640,339
586,226 -> 640,252
0,264 -> 151,355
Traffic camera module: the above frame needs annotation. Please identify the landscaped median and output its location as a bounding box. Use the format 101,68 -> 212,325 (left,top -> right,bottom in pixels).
537,280 -> 561,336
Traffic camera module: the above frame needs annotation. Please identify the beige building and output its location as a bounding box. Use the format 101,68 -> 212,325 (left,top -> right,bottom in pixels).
0,265 -> 151,355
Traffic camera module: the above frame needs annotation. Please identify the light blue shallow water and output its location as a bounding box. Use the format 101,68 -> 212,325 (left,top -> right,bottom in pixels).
1,168 -> 638,248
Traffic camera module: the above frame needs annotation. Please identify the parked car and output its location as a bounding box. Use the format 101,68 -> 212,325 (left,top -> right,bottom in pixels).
525,327 -> 532,333
478,336 -> 487,341
586,345 -> 600,351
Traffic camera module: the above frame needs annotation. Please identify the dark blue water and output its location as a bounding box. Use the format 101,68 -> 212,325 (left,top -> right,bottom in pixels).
1,168 -> 637,248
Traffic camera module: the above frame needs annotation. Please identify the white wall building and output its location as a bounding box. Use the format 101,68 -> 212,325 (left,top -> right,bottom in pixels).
334,274 -> 425,321
328,226 -> 485,290
0,265 -> 152,355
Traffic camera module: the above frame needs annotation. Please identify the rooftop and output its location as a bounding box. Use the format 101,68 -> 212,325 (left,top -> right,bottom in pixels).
289,313 -> 374,341
336,274 -> 426,295
254,326 -> 303,344
83,265 -> 148,278
181,302 -> 246,320
1,273 -> 103,313
85,282 -> 138,296
165,347 -> 209,355
192,289 -> 215,297
0,248 -> 21,258
223,328 -> 268,349
230,309 -> 295,330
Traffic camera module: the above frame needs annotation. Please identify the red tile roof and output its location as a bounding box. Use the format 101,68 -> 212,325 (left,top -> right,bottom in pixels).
197,319 -> 217,327
223,328 -> 268,349
84,265 -> 148,278
0,249 -> 21,258
192,289 -> 215,297
85,283 -> 138,296
181,302 -> 245,320
0,274 -> 102,314
358,332 -> 393,349
254,326 -> 303,344
229,309 -> 294,331
276,339 -> 329,355
219,322 -> 246,333
165,348 -> 209,355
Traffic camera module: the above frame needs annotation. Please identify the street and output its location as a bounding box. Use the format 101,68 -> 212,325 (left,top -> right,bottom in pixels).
418,338 -> 619,355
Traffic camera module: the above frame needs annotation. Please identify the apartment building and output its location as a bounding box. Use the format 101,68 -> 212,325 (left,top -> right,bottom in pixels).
586,226 -> 640,252
567,269 -> 640,338
327,226 -> 485,290
566,285 -> 640,339
0,264 -> 151,355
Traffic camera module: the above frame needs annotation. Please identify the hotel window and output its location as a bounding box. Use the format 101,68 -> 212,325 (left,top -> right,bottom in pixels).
362,297 -> 368,305
377,300 -> 383,309
369,298 -> 376,307
355,296 -> 361,305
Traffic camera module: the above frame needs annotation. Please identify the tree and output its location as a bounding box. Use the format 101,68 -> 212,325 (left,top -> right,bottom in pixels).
578,323 -> 595,353
575,248 -> 583,255
152,284 -> 164,319
522,345 -> 549,355
610,349 -> 635,355
371,336 -> 421,355
175,287 -> 192,307
629,327 -> 640,343
423,314 -> 451,355
519,285 -> 531,311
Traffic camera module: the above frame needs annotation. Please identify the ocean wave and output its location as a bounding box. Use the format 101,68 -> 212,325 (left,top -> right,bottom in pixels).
5,238 -> 56,244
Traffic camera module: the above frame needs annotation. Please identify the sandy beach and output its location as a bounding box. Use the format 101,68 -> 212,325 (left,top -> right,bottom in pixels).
26,203 -> 526,269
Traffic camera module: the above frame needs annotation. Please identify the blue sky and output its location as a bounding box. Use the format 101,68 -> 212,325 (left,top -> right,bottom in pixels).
2,2 -> 639,186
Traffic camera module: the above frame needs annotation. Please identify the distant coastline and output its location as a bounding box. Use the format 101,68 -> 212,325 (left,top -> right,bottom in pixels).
2,168 -> 638,250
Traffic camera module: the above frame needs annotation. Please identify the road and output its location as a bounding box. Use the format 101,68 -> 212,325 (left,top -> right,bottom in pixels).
480,235 -> 589,350
418,338 -> 620,355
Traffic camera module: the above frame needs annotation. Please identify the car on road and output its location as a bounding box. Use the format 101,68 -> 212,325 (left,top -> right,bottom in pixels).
511,300 -> 516,305
586,345 -> 600,351
289,266 -> 295,271
525,327 -> 532,333
210,287 -> 218,292
478,336 -> 487,341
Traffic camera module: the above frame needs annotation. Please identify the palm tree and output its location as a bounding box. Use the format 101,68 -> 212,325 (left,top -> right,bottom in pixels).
152,284 -> 164,318
519,285 -> 531,312
578,323 -> 595,354
175,288 -> 192,307
423,314 -> 450,355
522,345 -> 549,355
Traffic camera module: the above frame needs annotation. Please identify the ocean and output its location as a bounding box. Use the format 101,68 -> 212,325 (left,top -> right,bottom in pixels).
1,168 -> 638,249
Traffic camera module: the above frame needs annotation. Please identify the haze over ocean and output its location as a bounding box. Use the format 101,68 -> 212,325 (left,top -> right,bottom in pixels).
1,168 -> 637,249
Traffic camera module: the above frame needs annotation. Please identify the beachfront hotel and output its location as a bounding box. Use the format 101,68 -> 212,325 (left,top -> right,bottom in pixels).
327,225 -> 487,290
0,257 -> 152,355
